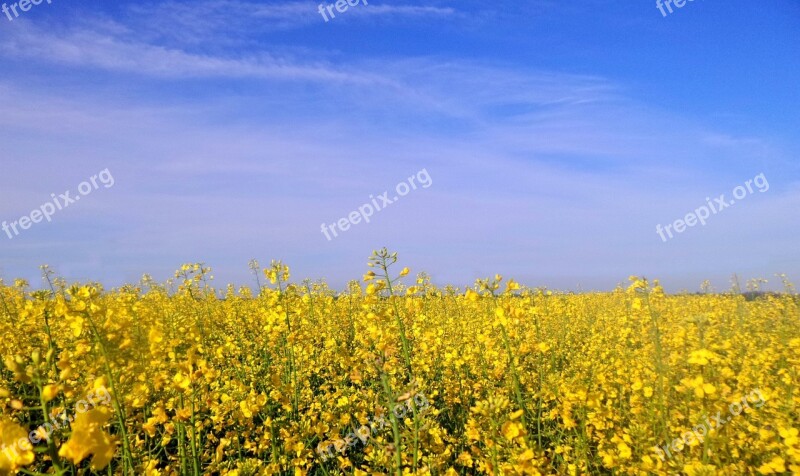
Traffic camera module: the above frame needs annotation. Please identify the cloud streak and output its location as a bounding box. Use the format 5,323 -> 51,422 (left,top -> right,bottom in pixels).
123,0 -> 456,42
0,23 -> 390,83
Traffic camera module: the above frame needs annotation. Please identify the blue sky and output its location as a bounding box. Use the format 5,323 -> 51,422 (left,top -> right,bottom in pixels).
0,0 -> 798,292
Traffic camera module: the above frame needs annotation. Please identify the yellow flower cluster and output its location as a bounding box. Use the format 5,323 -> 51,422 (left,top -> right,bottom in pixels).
0,256 -> 796,475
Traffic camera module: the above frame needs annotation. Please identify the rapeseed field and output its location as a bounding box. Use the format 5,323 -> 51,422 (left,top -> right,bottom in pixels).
0,250 -> 797,475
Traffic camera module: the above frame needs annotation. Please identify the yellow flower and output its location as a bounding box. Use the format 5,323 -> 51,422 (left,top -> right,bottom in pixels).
537,342 -> 550,353
142,459 -> 162,476
0,419 -> 34,474
688,349 -> 714,366
779,427 -> 798,446
42,384 -> 60,403
58,407 -> 117,470
68,315 -> 85,337
456,451 -> 474,466
215,438 -> 230,463
696,383 -> 716,398
616,441 -> 632,460
501,421 -> 522,440
518,449 -> 535,463
680,376 -> 716,398
142,417 -> 159,438
757,456 -> 785,474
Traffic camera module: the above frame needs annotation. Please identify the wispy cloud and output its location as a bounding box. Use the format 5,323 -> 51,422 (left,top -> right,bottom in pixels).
124,0 -> 455,43
126,1 -> 320,42
0,22 -> 392,84
351,5 -> 455,17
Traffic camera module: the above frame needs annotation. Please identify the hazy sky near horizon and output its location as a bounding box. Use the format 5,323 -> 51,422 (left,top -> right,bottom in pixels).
0,0 -> 798,292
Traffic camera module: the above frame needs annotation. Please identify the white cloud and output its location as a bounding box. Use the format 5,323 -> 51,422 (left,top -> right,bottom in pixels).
0,22 -> 391,84
351,5 -> 455,17
122,0 -> 456,43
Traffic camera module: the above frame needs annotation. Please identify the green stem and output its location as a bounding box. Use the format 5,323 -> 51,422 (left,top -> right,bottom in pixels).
84,310 -> 133,474
380,374 -> 403,476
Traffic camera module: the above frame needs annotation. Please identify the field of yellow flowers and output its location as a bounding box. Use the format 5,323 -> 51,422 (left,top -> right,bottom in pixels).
0,250 -> 797,475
